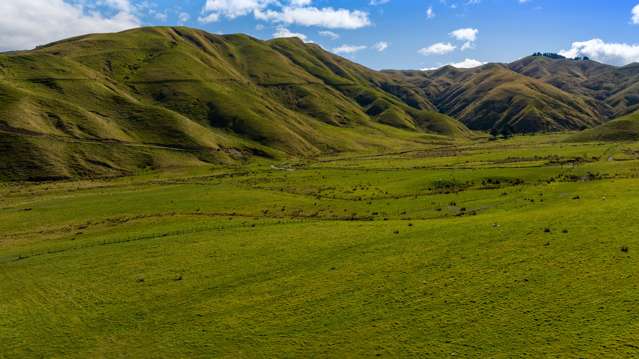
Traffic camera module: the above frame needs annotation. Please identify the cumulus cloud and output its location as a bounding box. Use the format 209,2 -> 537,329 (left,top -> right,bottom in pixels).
200,1 -> 371,30
201,0 -> 276,20
450,58 -> 485,68
449,28 -> 478,51
318,30 -> 339,40
178,12 -> 190,24
373,41 -> 389,52
559,39 -> 639,66
259,6 -> 371,29
450,28 -> 478,42
333,44 -> 367,55
633,4 -> 639,24
272,26 -> 309,42
419,42 -> 456,55
421,58 -> 486,71
0,0 -> 139,51
290,0 -> 312,6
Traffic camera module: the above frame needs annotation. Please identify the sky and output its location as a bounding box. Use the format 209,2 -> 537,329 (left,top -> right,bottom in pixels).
2,0 -> 639,70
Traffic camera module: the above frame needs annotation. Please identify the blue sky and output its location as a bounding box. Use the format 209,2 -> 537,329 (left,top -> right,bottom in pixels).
3,0 -> 639,70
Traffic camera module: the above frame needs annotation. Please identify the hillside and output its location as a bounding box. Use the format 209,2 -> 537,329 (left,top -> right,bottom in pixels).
387,54 -> 639,134
0,27 -> 468,181
387,63 -> 604,132
569,109 -> 639,142
4,27 -> 639,181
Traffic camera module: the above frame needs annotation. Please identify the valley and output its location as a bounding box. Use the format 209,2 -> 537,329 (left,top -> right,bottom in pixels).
2,25 -> 639,358
2,134 -> 639,357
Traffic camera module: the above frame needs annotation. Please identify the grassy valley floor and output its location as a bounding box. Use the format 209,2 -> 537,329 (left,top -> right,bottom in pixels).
1,134 -> 639,357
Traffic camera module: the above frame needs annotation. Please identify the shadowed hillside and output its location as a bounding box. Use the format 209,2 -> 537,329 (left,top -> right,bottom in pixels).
0,27 -> 468,180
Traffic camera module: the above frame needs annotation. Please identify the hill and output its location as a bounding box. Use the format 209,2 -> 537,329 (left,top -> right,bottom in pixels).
386,63 -> 604,133
568,109 -> 639,142
387,55 -> 639,134
0,27 -> 468,181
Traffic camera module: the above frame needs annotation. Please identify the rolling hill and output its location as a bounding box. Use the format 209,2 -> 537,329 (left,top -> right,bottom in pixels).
387,54 -> 639,134
2,27 -> 639,181
569,109 -> 639,142
0,26 -> 468,181
387,64 -> 603,132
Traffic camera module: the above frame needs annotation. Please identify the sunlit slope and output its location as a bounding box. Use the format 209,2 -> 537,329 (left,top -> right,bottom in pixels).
569,110 -> 639,142
387,64 -> 604,132
0,27 -> 469,180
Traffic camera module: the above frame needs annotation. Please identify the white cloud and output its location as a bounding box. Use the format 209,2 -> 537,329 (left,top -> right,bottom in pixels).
370,0 -> 390,5
421,58 -> 486,71
198,13 -> 220,23
559,38 -> 639,66
201,1 -> 371,30
419,42 -> 456,55
461,41 -> 474,51
178,12 -> 191,23
427,6 -> 435,19
318,30 -> 339,40
272,26 -> 309,42
333,44 -> 366,54
373,41 -> 389,52
450,58 -> 485,68
262,6 -> 371,29
99,0 -> 132,12
201,0 -> 276,20
290,0 -> 312,6
633,4 -> 639,24
450,28 -> 478,42
0,0 -> 139,51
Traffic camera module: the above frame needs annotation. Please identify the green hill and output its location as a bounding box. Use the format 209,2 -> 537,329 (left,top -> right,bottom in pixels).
568,110 -> 639,142
0,27 -> 468,181
386,55 -> 639,134
387,64 -> 603,133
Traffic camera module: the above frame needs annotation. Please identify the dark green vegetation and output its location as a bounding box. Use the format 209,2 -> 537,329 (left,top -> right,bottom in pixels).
2,27 -> 639,180
2,135 -> 639,357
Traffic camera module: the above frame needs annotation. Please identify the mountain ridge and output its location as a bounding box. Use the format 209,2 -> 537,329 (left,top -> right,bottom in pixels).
2,26 -> 639,180
0,26 -> 468,180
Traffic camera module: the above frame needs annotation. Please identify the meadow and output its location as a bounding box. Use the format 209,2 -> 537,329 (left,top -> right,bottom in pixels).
2,133 -> 639,357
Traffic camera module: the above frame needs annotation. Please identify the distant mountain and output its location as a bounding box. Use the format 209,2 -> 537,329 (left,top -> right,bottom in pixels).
0,27 -> 467,180
387,63 -> 602,132
387,55 -> 639,133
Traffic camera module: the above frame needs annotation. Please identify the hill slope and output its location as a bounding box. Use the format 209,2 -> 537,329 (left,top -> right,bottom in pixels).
0,27 -> 468,180
387,55 -> 639,134
387,63 -> 604,132
568,110 -> 639,142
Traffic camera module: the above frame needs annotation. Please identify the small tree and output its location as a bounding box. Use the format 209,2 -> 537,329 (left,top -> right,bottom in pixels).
500,124 -> 515,139
489,127 -> 499,140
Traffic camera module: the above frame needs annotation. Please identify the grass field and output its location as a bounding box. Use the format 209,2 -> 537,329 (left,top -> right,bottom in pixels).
2,133 -> 639,357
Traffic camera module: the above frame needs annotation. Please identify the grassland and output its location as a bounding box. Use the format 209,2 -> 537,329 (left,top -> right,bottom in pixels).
2,134 -> 639,357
